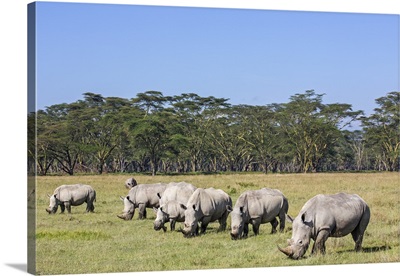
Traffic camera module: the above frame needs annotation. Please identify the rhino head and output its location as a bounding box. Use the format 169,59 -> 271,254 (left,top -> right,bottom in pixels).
278,212 -> 312,259
153,206 -> 168,232
124,177 -> 137,189
45,194 -> 59,214
227,205 -> 246,240
180,204 -> 199,238
117,196 -> 135,220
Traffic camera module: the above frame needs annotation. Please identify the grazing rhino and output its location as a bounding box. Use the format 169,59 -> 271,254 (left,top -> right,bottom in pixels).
46,184 -> 96,214
117,183 -> 167,220
125,177 -> 138,189
228,188 -> 289,240
278,192 -> 370,259
158,182 -> 197,205
153,201 -> 186,232
153,182 -> 197,232
181,188 -> 232,237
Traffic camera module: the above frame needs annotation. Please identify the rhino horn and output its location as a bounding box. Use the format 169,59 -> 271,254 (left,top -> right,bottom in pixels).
277,245 -> 293,257
117,213 -> 127,220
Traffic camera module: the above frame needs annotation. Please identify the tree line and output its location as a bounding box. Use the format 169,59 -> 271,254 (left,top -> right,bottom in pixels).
28,90 -> 399,175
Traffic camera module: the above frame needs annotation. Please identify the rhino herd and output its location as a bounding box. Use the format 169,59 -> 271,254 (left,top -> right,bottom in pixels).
46,179 -> 370,260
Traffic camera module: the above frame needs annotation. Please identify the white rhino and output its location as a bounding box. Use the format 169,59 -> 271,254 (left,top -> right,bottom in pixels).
181,187 -> 232,237
117,183 -> 167,220
228,188 -> 289,239
46,184 -> 96,214
158,182 -> 197,205
278,192 -> 370,259
124,177 -> 138,189
153,182 -> 197,232
153,200 -> 187,232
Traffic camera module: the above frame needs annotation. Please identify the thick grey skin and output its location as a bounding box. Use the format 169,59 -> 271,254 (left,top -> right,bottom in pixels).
154,182 -> 197,231
153,200 -> 186,232
158,182 -> 197,205
117,183 -> 167,220
181,188 -> 232,237
124,177 -> 138,189
278,193 -> 370,259
228,188 -> 289,240
46,184 -> 96,214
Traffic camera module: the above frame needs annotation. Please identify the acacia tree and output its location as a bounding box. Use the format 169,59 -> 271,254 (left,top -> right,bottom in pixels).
130,111 -> 177,176
276,90 -> 362,173
361,91 -> 400,171
233,104 -> 283,173
129,92 -> 178,175
169,93 -> 231,172
103,97 -> 138,173
207,105 -> 251,171
68,93 -> 122,174
29,110 -> 56,175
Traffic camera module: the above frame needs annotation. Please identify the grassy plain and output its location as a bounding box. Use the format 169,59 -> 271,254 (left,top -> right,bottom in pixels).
34,173 -> 399,275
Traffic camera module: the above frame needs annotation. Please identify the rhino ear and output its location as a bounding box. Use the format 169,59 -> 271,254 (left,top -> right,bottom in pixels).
192,204 -> 196,211
301,212 -> 313,227
239,206 -> 244,213
301,212 -> 307,223
180,204 -> 187,210
226,205 -> 233,212
157,193 -> 161,199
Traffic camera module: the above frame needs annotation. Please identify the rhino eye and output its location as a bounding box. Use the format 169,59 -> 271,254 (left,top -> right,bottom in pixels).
298,240 -> 303,245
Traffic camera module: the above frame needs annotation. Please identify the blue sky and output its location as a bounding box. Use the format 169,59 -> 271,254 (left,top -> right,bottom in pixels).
35,2 -> 399,118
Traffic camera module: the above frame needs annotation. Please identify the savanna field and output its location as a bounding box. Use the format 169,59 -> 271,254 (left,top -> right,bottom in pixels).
32,173 -> 399,275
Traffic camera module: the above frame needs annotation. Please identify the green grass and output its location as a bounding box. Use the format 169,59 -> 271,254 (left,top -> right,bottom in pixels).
35,173 -> 400,275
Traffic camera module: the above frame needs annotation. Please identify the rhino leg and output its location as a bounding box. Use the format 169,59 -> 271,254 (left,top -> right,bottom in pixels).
170,220 -> 176,232
252,220 -> 261,235
351,224 -> 367,252
138,204 -> 146,219
278,212 -> 286,232
312,229 -> 330,255
352,208 -> 370,252
200,223 -> 208,234
86,201 -> 95,212
270,218 -> 279,234
243,223 -> 249,238
60,204 -> 65,213
65,202 -> 72,213
218,212 -> 228,232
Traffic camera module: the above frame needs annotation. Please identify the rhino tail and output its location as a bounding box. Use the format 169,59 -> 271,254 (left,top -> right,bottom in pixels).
286,214 -> 294,223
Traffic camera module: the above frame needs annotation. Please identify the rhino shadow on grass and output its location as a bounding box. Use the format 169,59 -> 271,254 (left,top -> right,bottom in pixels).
338,245 -> 392,254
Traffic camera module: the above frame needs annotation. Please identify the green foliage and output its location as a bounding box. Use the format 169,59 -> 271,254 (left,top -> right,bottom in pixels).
30,91 -> 399,175
361,91 -> 400,171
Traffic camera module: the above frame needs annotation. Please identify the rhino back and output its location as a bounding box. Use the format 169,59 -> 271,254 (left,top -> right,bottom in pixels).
57,184 -> 94,205
134,183 -> 167,207
200,188 -> 231,218
303,193 -> 369,237
240,189 -> 285,221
